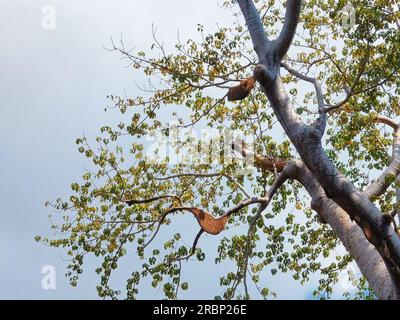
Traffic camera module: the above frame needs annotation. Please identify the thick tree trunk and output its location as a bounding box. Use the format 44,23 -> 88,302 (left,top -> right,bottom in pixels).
287,160 -> 396,299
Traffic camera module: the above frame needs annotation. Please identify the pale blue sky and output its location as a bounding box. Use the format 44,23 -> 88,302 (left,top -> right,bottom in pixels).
0,0 -> 349,299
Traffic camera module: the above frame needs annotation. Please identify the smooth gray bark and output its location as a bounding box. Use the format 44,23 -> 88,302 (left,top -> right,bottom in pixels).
364,123 -> 400,199
286,160 -> 396,299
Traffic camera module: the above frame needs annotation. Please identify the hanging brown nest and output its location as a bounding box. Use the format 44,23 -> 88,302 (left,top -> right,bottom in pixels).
254,156 -> 287,172
187,207 -> 228,235
227,77 -> 255,101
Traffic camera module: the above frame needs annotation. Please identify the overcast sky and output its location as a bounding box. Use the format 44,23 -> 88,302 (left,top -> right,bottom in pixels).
0,0 -> 350,299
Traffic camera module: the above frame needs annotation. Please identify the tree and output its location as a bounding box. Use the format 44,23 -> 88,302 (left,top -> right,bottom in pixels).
39,0 -> 400,299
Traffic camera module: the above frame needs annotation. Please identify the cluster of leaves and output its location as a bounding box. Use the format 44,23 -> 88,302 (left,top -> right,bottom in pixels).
343,276 -> 378,300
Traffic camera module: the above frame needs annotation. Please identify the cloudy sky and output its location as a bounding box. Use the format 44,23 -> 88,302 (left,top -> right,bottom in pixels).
0,0 -> 349,299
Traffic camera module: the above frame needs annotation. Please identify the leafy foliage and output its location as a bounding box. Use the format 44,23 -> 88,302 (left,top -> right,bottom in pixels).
39,0 -> 400,299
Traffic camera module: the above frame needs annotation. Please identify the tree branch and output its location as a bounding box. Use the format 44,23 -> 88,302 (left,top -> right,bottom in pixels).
281,62 -> 326,133
237,0 -> 270,57
274,0 -> 302,61
364,157 -> 400,200
241,161 -> 295,298
156,172 -> 252,198
325,64 -> 399,113
376,115 -> 399,131
125,194 -> 181,206
231,139 -> 288,172
364,117 -> 400,199
243,203 -> 267,299
281,62 -> 324,112
169,229 -> 205,262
